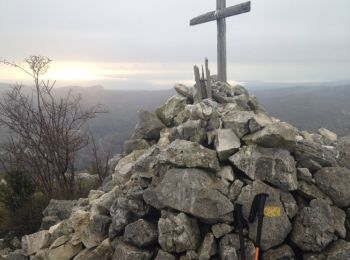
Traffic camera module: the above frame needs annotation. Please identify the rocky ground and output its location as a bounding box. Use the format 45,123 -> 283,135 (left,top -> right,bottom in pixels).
1,78 -> 350,259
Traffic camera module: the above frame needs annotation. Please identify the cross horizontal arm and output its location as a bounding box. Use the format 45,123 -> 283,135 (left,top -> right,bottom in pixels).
190,1 -> 250,26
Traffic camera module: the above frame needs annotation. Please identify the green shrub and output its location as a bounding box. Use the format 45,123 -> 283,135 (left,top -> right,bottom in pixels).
0,171 -> 35,211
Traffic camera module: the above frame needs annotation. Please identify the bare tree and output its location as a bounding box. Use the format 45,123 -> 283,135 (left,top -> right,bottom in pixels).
0,56 -> 105,197
89,134 -> 112,183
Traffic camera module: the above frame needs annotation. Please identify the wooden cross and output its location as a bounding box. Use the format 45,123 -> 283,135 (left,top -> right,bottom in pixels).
190,1 -> 251,82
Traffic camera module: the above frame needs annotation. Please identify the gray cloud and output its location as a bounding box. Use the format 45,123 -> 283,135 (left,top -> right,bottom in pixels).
0,0 -> 349,87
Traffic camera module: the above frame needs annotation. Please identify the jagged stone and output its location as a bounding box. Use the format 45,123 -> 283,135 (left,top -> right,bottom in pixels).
214,129 -> 240,161
153,168 -> 233,222
337,135 -> 350,169
109,196 -> 150,236
112,149 -> 148,183
21,231 -> 51,256
219,233 -> 255,260
123,139 -> 150,155
154,250 -> 177,260
243,121 -> 298,152
280,192 -> 298,219
69,210 -> 90,245
332,206 -> 346,239
123,219 -> 158,247
159,140 -> 220,171
81,215 -> 111,249
198,233 -> 217,260
48,242 -> 82,260
221,111 -> 254,138
156,95 -> 188,127
296,168 -> 314,183
42,200 -> 76,221
297,180 -> 332,203
217,166 -> 235,182
158,211 -> 201,253
325,239 -> 350,260
49,235 -> 70,249
290,199 -> 335,252
262,244 -> 295,260
90,186 -> 121,217
228,180 -> 244,202
170,119 -> 206,144
211,224 -> 233,239
186,99 -> 218,121
175,84 -> 193,99
112,241 -> 153,260
229,145 -> 297,191
88,190 -> 105,204
318,128 -> 337,144
40,216 -> 61,230
294,140 -> 338,172
314,167 -> 350,207
74,238 -> 113,260
236,181 -> 292,250
132,110 -> 165,140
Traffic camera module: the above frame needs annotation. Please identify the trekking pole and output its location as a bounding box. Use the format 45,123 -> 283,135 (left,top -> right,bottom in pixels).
249,193 -> 269,260
234,203 -> 248,260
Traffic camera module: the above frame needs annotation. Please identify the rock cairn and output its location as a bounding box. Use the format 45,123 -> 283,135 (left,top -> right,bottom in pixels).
2,78 -> 350,260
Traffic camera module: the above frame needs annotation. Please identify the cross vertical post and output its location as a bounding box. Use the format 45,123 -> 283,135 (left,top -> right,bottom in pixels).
190,1 -> 251,83
217,0 -> 227,82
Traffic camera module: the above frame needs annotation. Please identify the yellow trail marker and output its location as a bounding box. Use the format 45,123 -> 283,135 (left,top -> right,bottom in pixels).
264,206 -> 281,217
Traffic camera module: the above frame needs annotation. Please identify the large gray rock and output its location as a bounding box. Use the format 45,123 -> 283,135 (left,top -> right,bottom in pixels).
48,242 -> 82,260
109,196 -> 150,236
112,241 -> 153,260
174,84 -> 193,100
156,95 -> 188,127
198,233 -> 217,260
219,233 -> 255,260
123,139 -> 150,155
81,215 -> 111,249
262,244 -> 295,260
123,219 -> 158,247
21,231 -> 51,256
236,181 -> 292,250
153,168 -> 233,222
214,129 -> 240,161
314,167 -> 350,207
337,135 -> 350,169
229,145 -> 297,191
159,140 -> 220,171
294,140 -> 338,172
132,110 -> 165,140
158,211 -> 201,253
332,206 -> 346,239
42,199 -> 77,220
186,99 -> 218,121
318,128 -> 337,144
290,199 -> 335,252
170,120 -> 206,144
243,121 -> 298,152
221,111 -> 255,138
211,223 -> 233,239
74,239 -> 113,260
297,180 -> 332,203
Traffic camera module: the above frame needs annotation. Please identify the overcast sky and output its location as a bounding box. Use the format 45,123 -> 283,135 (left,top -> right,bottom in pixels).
0,0 -> 349,89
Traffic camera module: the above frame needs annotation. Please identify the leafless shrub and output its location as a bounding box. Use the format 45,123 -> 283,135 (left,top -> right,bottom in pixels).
0,56 -> 105,197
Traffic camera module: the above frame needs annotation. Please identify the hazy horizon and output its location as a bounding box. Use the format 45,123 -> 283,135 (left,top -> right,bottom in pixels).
1,0 -> 349,90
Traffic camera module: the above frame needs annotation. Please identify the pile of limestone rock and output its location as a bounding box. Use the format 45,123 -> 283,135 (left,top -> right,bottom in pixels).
2,78 -> 350,260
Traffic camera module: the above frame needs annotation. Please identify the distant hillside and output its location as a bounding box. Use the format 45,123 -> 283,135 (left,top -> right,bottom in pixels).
249,84 -> 350,136
1,82 -> 350,170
